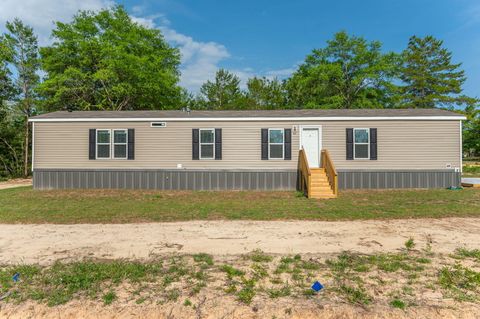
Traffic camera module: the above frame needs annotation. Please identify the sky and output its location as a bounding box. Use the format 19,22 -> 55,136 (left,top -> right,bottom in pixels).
0,0 -> 479,97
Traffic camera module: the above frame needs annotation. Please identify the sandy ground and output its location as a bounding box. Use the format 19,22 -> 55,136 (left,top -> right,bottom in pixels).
0,217 -> 479,265
0,178 -> 32,190
1,300 -> 479,319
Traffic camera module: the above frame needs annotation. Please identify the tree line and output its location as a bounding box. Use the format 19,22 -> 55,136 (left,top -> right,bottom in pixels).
0,6 -> 479,178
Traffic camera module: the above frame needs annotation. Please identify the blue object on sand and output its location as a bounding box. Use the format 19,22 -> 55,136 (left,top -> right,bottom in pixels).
12,273 -> 20,282
311,281 -> 324,292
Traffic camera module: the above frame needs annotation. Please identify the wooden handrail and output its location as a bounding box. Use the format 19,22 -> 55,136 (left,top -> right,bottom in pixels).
298,148 -> 311,197
321,149 -> 338,196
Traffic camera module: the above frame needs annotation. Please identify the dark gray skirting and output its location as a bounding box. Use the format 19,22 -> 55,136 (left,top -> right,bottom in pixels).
33,169 -> 298,191
337,169 -> 461,189
33,169 -> 461,191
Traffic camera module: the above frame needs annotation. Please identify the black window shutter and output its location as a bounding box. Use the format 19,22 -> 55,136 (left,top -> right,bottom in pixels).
370,128 -> 377,160
261,128 -> 268,160
127,129 -> 135,160
215,128 -> 222,160
346,128 -> 354,160
89,129 -> 96,160
284,128 -> 291,160
192,129 -> 199,160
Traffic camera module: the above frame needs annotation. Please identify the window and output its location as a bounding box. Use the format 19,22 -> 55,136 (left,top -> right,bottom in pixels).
200,129 -> 215,159
96,129 -> 128,159
269,129 -> 284,159
354,128 -> 369,159
96,130 -> 111,159
113,129 -> 127,159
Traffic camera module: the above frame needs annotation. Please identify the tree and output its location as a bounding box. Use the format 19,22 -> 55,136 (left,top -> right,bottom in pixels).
463,104 -> 480,157
286,31 -> 400,109
39,5 -> 182,111
400,35 -> 475,108
0,103 -> 24,178
2,18 -> 40,177
244,77 -> 286,109
198,69 -> 243,109
0,39 -> 13,104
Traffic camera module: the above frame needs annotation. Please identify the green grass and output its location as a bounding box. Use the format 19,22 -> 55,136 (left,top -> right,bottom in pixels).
0,187 -> 479,223
102,291 -> 116,305
390,298 -> 406,309
337,285 -> 372,305
438,264 -> 480,301
246,249 -> 273,263
404,238 -> 416,251
455,248 -> 480,261
463,165 -> 480,177
220,264 -> 245,279
0,250 -> 479,308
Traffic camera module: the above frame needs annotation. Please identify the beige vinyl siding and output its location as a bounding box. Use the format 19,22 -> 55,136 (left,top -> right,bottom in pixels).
33,120 -> 461,170
323,120 -> 461,169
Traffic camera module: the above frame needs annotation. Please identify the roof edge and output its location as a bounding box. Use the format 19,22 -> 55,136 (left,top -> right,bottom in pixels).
29,115 -> 467,122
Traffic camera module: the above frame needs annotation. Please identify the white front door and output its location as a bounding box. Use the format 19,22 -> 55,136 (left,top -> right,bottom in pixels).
301,127 -> 321,167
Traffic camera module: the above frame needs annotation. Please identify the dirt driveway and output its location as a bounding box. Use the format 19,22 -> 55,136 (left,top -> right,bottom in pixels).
0,178 -> 32,190
0,217 -> 479,265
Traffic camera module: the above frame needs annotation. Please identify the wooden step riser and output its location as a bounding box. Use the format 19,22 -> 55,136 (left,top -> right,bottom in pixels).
309,195 -> 337,199
307,167 -> 336,199
311,190 -> 334,194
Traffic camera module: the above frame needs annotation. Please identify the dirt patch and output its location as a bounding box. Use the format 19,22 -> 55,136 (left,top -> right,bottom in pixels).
1,301 -> 479,319
0,218 -> 479,265
0,178 -> 32,190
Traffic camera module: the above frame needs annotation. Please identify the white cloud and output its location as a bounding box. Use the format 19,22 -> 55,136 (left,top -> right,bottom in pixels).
142,16 -> 294,91
132,14 -> 234,92
0,0 -> 114,45
162,27 -> 230,90
0,1 -> 296,92
265,67 -> 296,79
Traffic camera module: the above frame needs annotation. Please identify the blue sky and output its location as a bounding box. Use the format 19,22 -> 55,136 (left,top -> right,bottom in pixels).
1,0 -> 479,97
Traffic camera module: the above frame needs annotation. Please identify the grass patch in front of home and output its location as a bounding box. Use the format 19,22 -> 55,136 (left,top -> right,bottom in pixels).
0,186 -> 479,223
1,248 -> 479,308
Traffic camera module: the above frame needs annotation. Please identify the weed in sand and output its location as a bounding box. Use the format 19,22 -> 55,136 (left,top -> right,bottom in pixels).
454,248 -> 480,261
338,285 -> 372,305
102,290 -> 117,305
270,276 -> 283,285
193,253 -> 214,266
237,279 -> 256,304
252,263 -> 269,279
267,285 -> 291,298
438,264 -> 480,301
183,298 -> 192,306
247,249 -> 273,263
390,298 -> 406,309
405,238 -> 416,251
326,252 -> 359,273
165,288 -> 181,302
225,282 -> 238,294
190,281 -> 206,296
192,270 -> 207,281
220,265 -> 245,279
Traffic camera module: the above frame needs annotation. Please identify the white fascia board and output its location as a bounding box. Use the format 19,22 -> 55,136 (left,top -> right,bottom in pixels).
28,116 -> 467,122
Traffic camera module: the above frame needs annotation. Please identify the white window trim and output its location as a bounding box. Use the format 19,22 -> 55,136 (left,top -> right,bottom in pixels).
353,128 -> 370,160
268,128 -> 285,160
199,128 -> 215,160
95,129 -> 128,160
96,129 -> 111,160
112,129 -> 128,160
